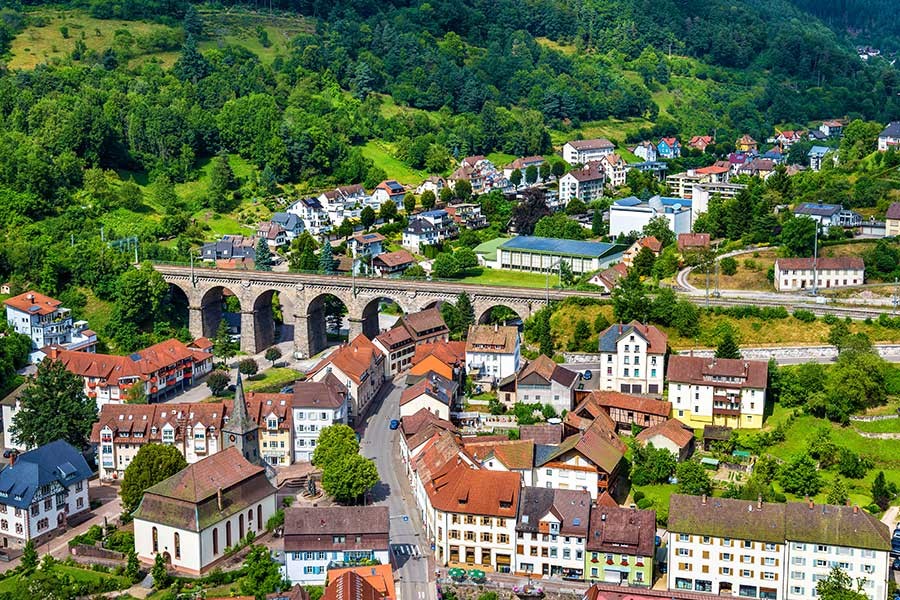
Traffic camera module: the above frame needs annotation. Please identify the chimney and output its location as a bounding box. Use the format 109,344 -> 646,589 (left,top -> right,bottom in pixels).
26,293 -> 34,304
757,495 -> 762,510
807,496 -> 813,510
8,451 -> 16,467
494,323 -> 498,332
217,487 -> 223,511
701,494 -> 707,506
853,505 -> 859,514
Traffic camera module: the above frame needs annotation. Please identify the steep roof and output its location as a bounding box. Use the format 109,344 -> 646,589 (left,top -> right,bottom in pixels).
427,461 -> 520,518
879,121 -> 900,138
90,402 -> 230,446
666,355 -> 768,389
563,162 -> 604,182
784,503 -> 890,551
597,321 -> 667,354
516,486 -> 591,536
308,335 -> 383,385
401,307 -> 448,339
141,447 -> 264,503
519,424 -> 564,445
400,409 -> 458,450
775,257 -> 864,271
518,354 -> 578,388
586,506 -> 656,556
245,392 -> 292,432
224,372 -> 258,437
326,565 -> 395,600
885,202 -> 900,220
466,325 -> 518,354
4,290 -> 63,315
412,341 -> 466,368
285,506 -> 389,538
291,373 -> 347,409
373,250 -> 416,268
590,391 -> 671,418
635,418 -> 694,449
637,236 -> 662,252
462,439 -> 534,471
0,440 -> 92,509
400,372 -> 457,408
677,233 -> 710,250
538,418 -> 625,474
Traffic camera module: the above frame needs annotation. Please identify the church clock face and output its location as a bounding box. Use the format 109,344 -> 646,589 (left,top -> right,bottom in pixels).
229,435 -> 236,442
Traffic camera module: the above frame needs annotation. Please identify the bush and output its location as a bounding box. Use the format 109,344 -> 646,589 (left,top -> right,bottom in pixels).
632,490 -> 645,502
720,256 -> 738,276
636,497 -> 654,509
792,309 -> 816,323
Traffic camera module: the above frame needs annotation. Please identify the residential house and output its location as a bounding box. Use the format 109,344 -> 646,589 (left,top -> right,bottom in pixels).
667,494 -> 890,600
372,307 -> 449,376
688,136 -> 714,152
590,391 -> 671,431
519,424 -> 564,446
47,338 -> 213,408
657,137 -> 681,159
609,196 -> 692,238
348,233 -> 385,270
563,139 -> 615,165
773,257 -> 864,292
738,158 -> 776,179
630,141 -> 658,162
628,160 -> 668,180
307,335 -> 386,424
283,506 -> 390,585
585,506 -> 656,586
372,180 -> 406,208
886,203 -> 900,237
677,233 -> 711,253
445,203 -> 488,230
398,409 -> 458,469
807,146 -> 833,172
761,149 -> 785,164
503,156 -> 546,181
621,236 -> 662,268
736,135 -> 758,152
792,203 -> 862,231
416,176 -> 447,196
400,371 -> 458,421
200,235 -> 257,263
596,321 -> 668,395
506,354 -> 579,414
290,374 -> 348,462
599,154 -> 629,188
634,418 -> 695,462
324,564 -> 395,600
515,487 -> 591,579
257,222 -> 287,248
588,263 -> 628,294
0,440 -> 91,549
558,163 -> 605,204
497,236 -> 625,276
666,355 -> 768,429
4,291 -> 98,358
820,120 -> 844,138
534,419 -> 626,498
465,324 -> 521,385
426,460 -> 520,573
450,157 -> 508,193
133,447 -> 277,575
774,130 -> 804,149
409,341 -> 467,387
402,210 -> 457,253
877,122 -> 900,151
245,392 -> 293,466
0,385 -> 25,451
372,250 -> 417,276
462,438 -> 536,486
271,212 -> 305,241
287,198 -> 331,236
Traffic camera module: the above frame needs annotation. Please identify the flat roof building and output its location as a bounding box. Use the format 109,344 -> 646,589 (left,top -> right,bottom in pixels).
497,236 -> 625,275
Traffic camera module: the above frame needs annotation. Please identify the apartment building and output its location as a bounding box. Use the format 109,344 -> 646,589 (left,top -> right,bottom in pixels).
558,163 -> 605,204
4,290 -> 97,360
373,307 -> 449,376
563,139 -> 615,165
465,325 -> 521,385
307,335 -> 385,423
287,197 -> 331,235
773,258 -> 864,292
290,374 -> 348,463
245,392 -> 293,466
515,487 -> 590,579
400,371 -> 458,421
585,506 -> 656,586
599,154 -> 629,188
666,356 -> 769,430
596,321 -> 667,395
667,495 -> 890,600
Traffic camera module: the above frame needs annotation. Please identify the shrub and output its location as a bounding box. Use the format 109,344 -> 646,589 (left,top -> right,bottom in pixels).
720,256 -> 738,276
636,497 -> 654,509
792,309 -> 816,323
632,490 -> 645,502
822,314 -> 838,325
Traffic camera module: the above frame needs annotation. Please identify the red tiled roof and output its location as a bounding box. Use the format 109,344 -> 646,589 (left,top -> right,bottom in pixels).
466,325 -> 518,354
308,335 -> 383,384
411,341 -> 466,367
51,338 -> 204,385
519,424 -> 564,445
245,392 -> 293,432
324,571 -> 385,600
326,565 -> 395,600
638,236 -> 662,252
427,461 -> 520,518
775,257 -> 864,271
373,250 -> 416,268
4,290 -> 62,315
635,418 -> 694,448
586,505 -> 656,556
666,355 -> 768,388
694,165 -> 729,175
677,233 -> 711,250
590,391 -> 671,418
462,439 -> 534,470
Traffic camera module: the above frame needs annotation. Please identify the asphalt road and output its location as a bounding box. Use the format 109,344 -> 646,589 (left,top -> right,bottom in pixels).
360,377 -> 434,600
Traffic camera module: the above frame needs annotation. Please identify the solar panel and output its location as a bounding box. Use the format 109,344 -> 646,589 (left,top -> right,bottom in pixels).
129,353 -> 141,361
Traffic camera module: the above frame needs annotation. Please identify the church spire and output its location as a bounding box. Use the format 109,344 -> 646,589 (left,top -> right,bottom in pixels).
229,370 -> 254,433
223,369 -> 260,464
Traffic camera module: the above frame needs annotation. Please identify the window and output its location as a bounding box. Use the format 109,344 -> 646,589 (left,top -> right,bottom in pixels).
792,557 -> 806,566
213,528 -> 219,555
44,498 -> 51,511
791,587 -> 804,595
679,534 -> 690,542
0,520 -> 5,530
721,567 -> 733,575
76,497 -> 84,509
741,555 -> 753,564
816,545 -> 828,553
174,532 -> 181,559
764,543 -> 777,551
791,572 -> 805,580
741,569 -> 753,577
152,527 -> 159,553
743,540 -> 753,549
721,553 -> 733,561
764,557 -> 776,566
762,572 -> 776,581
333,535 -> 346,544
677,548 -> 691,556
563,549 -> 570,559
498,534 -> 508,544
739,585 -> 757,598
702,536 -> 711,544
480,532 -> 492,542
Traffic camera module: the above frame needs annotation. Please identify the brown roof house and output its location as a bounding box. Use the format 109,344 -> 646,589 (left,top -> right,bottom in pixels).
372,250 -> 417,276
399,371 -> 459,421
399,408 -> 458,468
589,391 -> 671,431
373,307 -> 449,376
283,506 -> 390,585
677,233 -> 711,252
774,256 -> 864,292
585,506 -> 656,586
634,418 -> 695,462
621,236 -> 662,268
465,324 -> 521,385
515,487 -> 591,579
534,418 -> 626,499
462,438 -> 535,484
498,354 -> 579,413
308,335 -> 385,423
132,447 -> 277,575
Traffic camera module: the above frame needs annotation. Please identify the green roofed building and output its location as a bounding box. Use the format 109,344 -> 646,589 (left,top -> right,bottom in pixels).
132,446 -> 277,576
497,236 -> 626,275
666,494 -> 890,600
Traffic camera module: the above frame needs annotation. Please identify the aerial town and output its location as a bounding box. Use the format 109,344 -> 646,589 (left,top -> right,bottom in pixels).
1,2 -> 900,600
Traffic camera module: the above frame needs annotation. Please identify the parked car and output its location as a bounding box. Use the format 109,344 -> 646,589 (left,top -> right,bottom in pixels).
389,419 -> 400,430
892,557 -> 900,571
658,562 -> 668,574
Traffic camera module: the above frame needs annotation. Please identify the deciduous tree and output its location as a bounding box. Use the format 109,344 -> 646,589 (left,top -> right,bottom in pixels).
265,347 -> 282,367
321,453 -> 379,503
240,545 -> 288,598
676,461 -> 713,496
778,452 -> 822,496
312,424 -> 359,470
121,444 -> 188,513
238,358 -> 259,377
207,370 -> 229,396
420,190 -> 436,210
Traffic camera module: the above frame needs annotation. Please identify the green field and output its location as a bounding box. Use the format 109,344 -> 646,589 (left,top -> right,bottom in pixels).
455,268 -> 554,289
244,367 -> 302,393
853,417 -> 900,434
0,564 -> 130,595
361,141 -> 427,185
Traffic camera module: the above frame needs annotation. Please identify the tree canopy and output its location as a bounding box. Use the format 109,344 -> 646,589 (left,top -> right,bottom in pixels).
120,443 -> 189,513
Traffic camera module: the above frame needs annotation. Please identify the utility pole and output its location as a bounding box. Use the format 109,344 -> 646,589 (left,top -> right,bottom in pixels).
812,225 -> 819,295
715,256 -> 720,297
351,243 -> 357,297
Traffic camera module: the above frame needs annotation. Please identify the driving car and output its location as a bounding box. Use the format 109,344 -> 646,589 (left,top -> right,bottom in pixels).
389,419 -> 400,430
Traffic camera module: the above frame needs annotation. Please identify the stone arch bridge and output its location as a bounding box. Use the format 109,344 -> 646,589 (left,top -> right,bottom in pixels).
155,265 -> 605,358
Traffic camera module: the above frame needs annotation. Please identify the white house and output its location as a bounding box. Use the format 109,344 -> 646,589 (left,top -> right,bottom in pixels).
558,163 -> 605,204
820,120 -> 843,138
878,122 -> 900,151
596,321 -> 668,395
283,506 -> 390,585
533,420 -> 625,499
807,146 -> 833,172
562,139 -> 615,164
599,153 -> 629,188
508,354 -> 579,414
290,375 -> 348,463
0,440 -> 91,549
631,141 -> 657,162
257,222 -> 287,248
402,210 -> 457,253
774,257 -> 864,292
667,355 -> 768,430
287,197 -> 331,235
609,196 -> 692,238
399,371 -> 458,421
515,487 -> 590,579
793,203 -> 861,232
133,447 -> 277,576
372,180 -> 406,208
4,291 -> 98,360
416,176 -> 447,196
307,335 -> 385,424
465,324 -> 520,385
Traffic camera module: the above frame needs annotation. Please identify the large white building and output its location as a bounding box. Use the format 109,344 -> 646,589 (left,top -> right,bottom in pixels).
609,196 -> 692,237
0,440 -> 91,549
596,321 -> 667,395
562,139 -> 615,164
667,494 -> 890,600
515,487 -> 590,579
773,257 -> 864,292
667,356 -> 768,430
290,375 -> 348,463
133,447 -> 277,576
287,197 -> 331,235
558,163 -> 605,204
4,291 -> 98,361
465,324 -> 521,385
496,236 -> 625,276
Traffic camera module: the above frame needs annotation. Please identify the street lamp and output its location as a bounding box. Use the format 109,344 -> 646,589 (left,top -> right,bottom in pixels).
545,258 -> 562,303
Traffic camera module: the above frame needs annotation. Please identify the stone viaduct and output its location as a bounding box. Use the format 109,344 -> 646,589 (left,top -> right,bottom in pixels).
155,265 -> 606,358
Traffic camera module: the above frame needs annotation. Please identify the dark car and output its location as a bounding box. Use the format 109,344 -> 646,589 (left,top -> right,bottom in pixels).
655,535 -> 662,547
659,562 -> 668,574
389,419 -> 400,430
893,558 -> 900,571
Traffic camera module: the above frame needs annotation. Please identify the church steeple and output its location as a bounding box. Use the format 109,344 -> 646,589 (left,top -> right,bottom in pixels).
223,370 -> 260,464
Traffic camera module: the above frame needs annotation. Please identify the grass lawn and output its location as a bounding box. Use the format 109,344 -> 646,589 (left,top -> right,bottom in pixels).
550,118 -> 655,148
244,367 -> 302,392
198,10 -> 313,66
455,268 -> 552,289
360,141 -> 427,185
687,250 -> 776,292
0,564 -> 130,595
630,483 -> 676,523
852,418 -> 900,434
79,287 -> 113,335
486,152 -> 518,167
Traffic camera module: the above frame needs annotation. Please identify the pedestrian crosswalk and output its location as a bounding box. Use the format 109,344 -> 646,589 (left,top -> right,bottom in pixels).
391,543 -> 420,557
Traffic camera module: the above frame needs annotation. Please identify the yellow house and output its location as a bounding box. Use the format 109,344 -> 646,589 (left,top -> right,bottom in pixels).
245,393 -> 293,466
735,134 -> 758,152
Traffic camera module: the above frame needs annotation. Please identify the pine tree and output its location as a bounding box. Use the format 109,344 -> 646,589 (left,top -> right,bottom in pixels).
255,238 -> 273,272
570,319 -> 592,352
173,35 -> 209,84
152,552 -> 170,589
213,320 -> 237,364
182,4 -> 204,38
259,164 -> 277,195
827,476 -> 848,506
715,329 -> 742,359
318,241 -> 336,275
456,292 -> 475,331
21,540 -> 37,572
